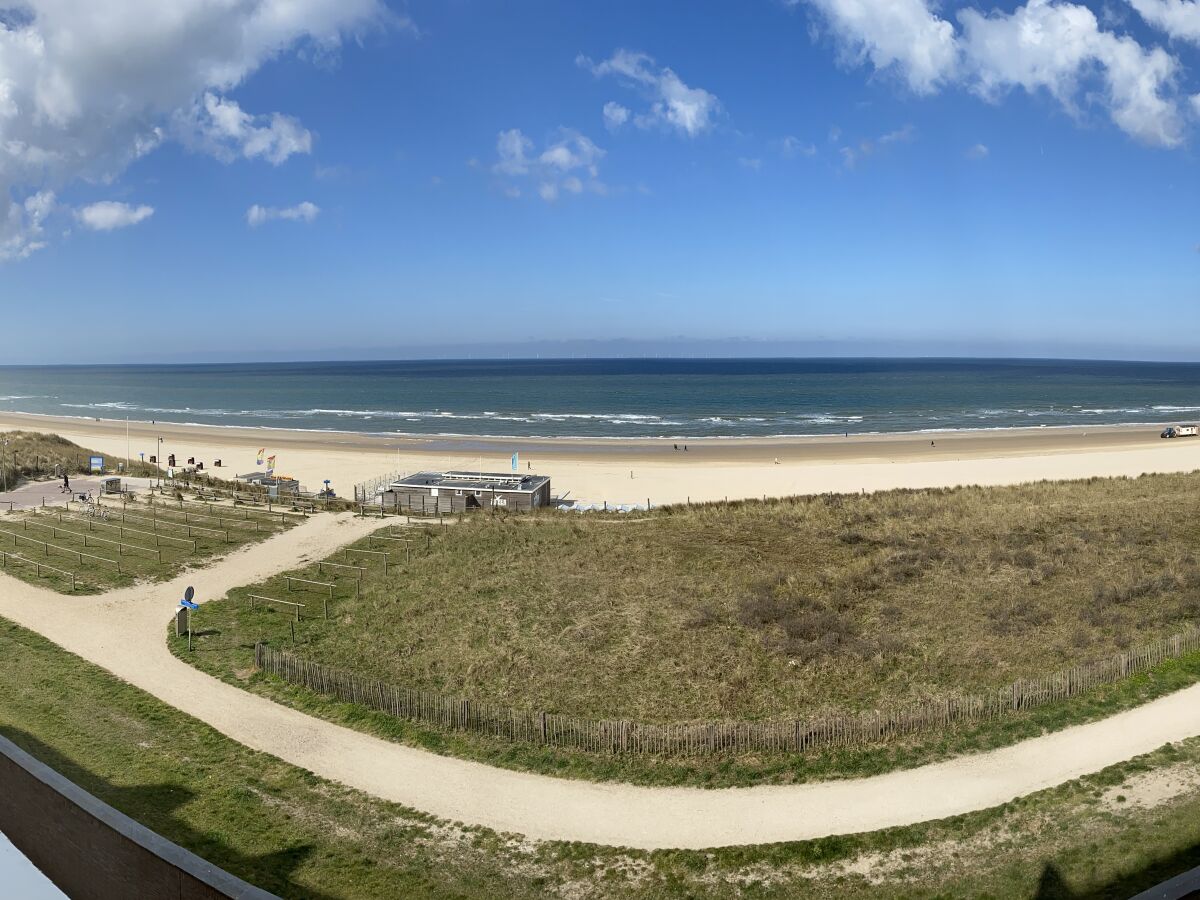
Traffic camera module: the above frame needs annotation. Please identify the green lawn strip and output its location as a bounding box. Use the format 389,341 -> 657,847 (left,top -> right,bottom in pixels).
11,616 -> 1200,897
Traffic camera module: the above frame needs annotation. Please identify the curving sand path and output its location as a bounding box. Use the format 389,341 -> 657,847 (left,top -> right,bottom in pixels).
2,511 -> 1199,851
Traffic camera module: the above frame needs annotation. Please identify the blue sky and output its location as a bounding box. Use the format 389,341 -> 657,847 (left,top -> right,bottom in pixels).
2,0 -> 1200,363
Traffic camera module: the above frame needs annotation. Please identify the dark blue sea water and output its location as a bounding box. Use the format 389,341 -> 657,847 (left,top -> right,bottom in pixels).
1,359 -> 1199,439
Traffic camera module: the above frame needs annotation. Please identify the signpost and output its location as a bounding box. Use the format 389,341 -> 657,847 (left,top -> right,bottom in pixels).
89,456 -> 103,473
179,586 -> 198,651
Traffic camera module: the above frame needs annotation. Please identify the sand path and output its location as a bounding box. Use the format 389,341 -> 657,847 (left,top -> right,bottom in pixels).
2,511 -> 1199,851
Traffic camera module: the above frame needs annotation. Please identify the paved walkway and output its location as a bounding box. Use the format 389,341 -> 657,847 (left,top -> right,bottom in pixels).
2,512 -> 1200,850
0,477 -> 153,511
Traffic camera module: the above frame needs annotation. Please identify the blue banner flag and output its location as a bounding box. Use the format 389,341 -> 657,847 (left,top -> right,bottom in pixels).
511,451 -> 519,472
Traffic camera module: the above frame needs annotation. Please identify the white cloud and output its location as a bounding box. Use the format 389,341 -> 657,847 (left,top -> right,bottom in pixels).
75,200 -> 154,231
838,124 -> 916,169
773,135 -> 817,158
603,101 -> 630,129
0,0 -> 391,260
800,0 -> 1188,148
578,49 -> 720,137
246,201 -> 320,226
492,128 -> 606,202
1128,0 -> 1200,43
0,190 -> 54,260
960,0 -> 1183,148
175,94 -> 312,165
803,0 -> 960,94
965,142 -> 990,159
738,157 -> 762,170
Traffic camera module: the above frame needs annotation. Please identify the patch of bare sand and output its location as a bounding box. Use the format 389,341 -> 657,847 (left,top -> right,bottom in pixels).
1101,762 -> 1200,812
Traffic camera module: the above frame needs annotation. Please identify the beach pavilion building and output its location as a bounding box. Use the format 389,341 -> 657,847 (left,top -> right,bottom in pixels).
378,471 -> 551,514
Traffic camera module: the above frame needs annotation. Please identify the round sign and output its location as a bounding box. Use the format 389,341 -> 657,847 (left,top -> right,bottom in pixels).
184,586 -> 195,602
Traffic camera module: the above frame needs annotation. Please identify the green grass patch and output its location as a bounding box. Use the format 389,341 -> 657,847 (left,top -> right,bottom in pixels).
0,497 -> 297,593
175,471 -> 1200,785
9,613 -> 1200,897
183,473 -> 1200,722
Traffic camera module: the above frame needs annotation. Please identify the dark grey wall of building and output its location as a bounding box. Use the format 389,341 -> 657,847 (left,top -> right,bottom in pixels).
0,734 -> 276,900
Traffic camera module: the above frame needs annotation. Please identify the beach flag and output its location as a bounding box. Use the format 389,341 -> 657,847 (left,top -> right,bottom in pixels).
511,451 -> 519,472
256,448 -> 265,466
266,455 -> 276,472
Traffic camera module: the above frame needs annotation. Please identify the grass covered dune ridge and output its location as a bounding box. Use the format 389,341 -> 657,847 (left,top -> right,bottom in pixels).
0,430 -> 157,486
196,470 -> 1200,723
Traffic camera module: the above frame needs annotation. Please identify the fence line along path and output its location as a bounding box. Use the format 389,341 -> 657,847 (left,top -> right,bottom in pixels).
257,626 -> 1200,757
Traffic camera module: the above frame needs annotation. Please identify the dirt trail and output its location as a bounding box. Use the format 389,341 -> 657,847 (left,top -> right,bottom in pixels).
3,511 -> 1200,851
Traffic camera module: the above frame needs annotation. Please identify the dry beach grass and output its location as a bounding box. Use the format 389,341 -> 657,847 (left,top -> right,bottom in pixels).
194,472 -> 1200,722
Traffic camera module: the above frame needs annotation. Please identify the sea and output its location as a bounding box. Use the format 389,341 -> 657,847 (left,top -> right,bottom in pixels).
1,358 -> 1199,440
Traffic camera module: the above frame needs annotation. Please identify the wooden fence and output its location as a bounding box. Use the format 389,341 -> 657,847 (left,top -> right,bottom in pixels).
256,626 -> 1200,757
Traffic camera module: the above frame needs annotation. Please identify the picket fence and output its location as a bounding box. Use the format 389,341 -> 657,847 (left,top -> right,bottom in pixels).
255,627 -> 1200,756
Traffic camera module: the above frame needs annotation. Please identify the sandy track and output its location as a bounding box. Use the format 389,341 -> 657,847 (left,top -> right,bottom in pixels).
2,512 -> 1200,851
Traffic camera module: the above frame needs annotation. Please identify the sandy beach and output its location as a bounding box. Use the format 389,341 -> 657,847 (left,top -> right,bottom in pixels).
1,410 -> 1197,506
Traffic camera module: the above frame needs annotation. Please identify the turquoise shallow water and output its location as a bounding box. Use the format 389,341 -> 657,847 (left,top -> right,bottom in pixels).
1,358 -> 1199,439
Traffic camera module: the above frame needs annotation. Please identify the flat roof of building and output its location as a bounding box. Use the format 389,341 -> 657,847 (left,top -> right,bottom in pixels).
385,471 -> 550,494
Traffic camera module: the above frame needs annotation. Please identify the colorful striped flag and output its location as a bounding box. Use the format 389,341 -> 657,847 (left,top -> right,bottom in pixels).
266,455 -> 276,472
256,448 -> 265,466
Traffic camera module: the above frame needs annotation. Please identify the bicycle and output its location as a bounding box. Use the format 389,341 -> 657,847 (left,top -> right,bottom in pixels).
76,492 -> 109,520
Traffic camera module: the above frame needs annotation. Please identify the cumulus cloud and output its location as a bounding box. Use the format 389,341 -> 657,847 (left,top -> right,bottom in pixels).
798,0 -> 1188,148
246,201 -> 320,226
175,94 -> 312,165
804,0 -> 959,94
76,201 -> 154,231
0,0 -> 391,260
0,191 -> 55,261
603,101 -> 630,129
960,0 -> 1184,148
578,50 -> 720,137
492,128 -> 606,202
965,142 -> 990,159
1129,0 -> 1200,43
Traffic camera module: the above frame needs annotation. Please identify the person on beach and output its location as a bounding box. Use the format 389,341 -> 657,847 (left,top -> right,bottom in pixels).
61,472 -> 70,493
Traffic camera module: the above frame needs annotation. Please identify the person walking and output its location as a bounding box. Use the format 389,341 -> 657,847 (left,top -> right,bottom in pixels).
61,471 -> 70,493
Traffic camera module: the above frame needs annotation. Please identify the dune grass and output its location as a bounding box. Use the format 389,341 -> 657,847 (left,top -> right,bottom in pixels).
169,471 -> 1200,786
192,472 -> 1200,721
8,612 -> 1200,898
0,430 -> 157,488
